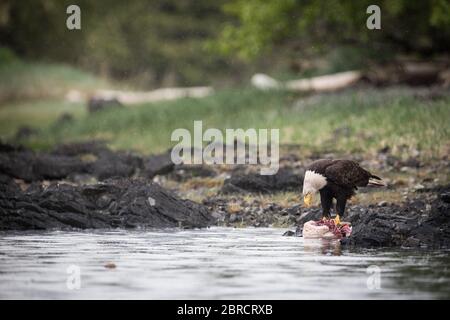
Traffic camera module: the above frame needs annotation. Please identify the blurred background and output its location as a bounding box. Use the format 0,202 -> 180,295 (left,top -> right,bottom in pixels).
0,0 -> 449,157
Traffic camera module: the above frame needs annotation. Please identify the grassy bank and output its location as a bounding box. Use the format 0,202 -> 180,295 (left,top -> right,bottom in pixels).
1,87 -> 449,158
0,60 -> 108,103
0,99 -> 86,138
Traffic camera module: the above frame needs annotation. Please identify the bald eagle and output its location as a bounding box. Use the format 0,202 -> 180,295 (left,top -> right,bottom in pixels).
302,159 -> 384,224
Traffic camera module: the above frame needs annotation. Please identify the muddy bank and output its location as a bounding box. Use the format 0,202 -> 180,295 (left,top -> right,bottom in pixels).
0,178 -> 212,230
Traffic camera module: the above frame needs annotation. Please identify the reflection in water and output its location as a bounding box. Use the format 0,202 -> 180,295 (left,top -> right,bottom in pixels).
303,238 -> 342,256
0,227 -> 449,299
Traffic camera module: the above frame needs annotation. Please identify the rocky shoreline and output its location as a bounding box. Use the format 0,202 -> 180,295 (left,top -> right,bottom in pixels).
0,178 -> 212,230
286,189 -> 450,248
1,141 -> 449,248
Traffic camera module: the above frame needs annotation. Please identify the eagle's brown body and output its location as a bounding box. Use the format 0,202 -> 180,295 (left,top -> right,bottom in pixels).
305,159 -> 383,218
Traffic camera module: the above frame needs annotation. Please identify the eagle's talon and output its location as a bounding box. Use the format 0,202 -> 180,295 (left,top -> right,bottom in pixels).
333,215 -> 341,226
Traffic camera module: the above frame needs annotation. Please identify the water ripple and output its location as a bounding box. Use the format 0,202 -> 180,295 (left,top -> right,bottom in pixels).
0,227 -> 449,299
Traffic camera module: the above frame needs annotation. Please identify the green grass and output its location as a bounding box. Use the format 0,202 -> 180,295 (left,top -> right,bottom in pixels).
0,60 -> 108,103
1,87 -> 449,158
0,99 -> 86,137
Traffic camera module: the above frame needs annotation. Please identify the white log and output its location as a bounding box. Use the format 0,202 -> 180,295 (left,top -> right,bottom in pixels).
285,70 -> 362,92
93,86 -> 214,105
251,73 -> 281,90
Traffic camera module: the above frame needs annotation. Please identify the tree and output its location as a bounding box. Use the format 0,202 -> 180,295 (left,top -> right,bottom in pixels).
0,0 -> 230,86
214,0 -> 450,61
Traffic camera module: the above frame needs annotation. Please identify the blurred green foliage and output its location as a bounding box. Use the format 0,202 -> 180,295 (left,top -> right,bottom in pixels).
1,0 -> 449,88
0,0 -> 236,87
214,0 -> 450,60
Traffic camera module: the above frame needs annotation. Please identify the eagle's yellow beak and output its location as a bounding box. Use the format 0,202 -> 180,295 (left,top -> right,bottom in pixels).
304,193 -> 313,207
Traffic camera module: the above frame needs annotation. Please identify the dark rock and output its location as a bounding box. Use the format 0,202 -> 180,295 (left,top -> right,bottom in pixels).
0,142 -> 174,182
408,201 -> 450,247
210,211 -> 225,222
0,178 -> 212,230
440,192 -> 450,204
344,206 -> 415,247
385,155 -> 401,167
0,143 -> 75,181
53,142 -> 144,179
51,141 -> 109,156
378,146 -> 390,154
25,182 -> 44,194
33,154 -> 89,180
221,168 -> 303,194
402,157 -> 422,168
0,146 -> 39,181
89,151 -> 142,180
143,151 -> 174,178
416,184 -> 450,194
0,143 -> 26,153
296,209 -> 322,226
282,230 -> 296,236
15,126 -> 39,140
87,98 -> 123,113
280,204 -> 302,216
228,214 -> 240,223
342,192 -> 450,248
279,153 -> 300,162
0,173 -> 12,184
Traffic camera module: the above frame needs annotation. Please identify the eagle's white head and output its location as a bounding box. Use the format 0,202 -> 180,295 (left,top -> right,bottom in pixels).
302,170 -> 327,207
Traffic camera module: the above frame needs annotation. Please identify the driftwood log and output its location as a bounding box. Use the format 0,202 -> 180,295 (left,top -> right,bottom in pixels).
251,71 -> 362,92
252,59 -> 450,92
67,87 -> 213,106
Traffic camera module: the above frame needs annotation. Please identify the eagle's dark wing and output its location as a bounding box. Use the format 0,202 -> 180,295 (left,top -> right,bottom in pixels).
324,160 -> 372,188
306,159 -> 335,175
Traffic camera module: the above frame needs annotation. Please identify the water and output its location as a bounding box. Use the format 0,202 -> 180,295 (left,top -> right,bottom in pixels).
0,227 -> 449,299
